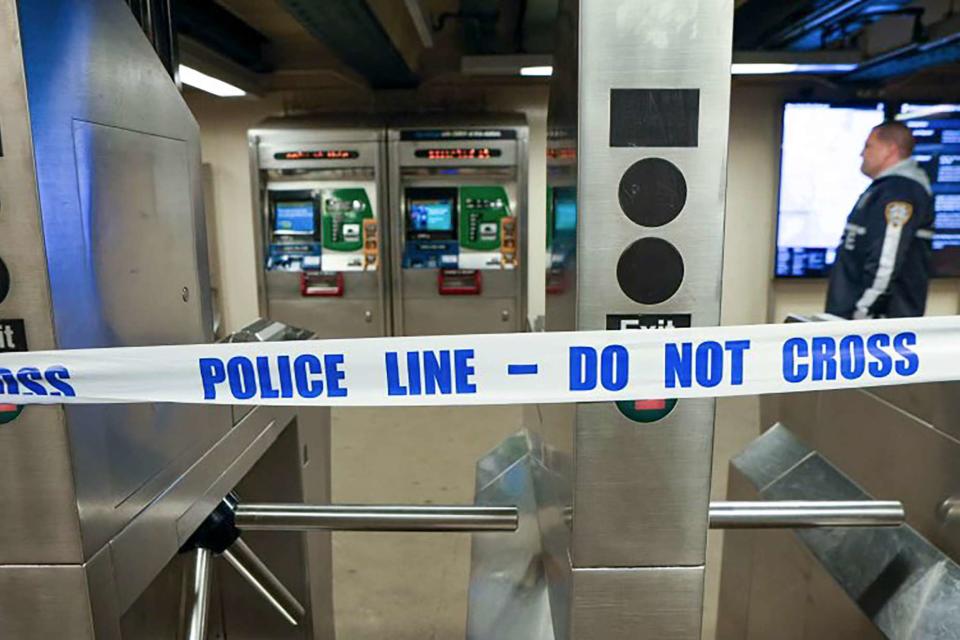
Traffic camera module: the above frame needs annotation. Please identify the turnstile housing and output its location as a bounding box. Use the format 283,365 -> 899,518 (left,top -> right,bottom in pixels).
468,1 -> 734,638
719,381 -> 960,639
0,1 -> 333,636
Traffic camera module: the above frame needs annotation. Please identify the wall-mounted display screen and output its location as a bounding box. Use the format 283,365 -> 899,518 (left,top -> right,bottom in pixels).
775,101 -> 960,278
273,150 -> 359,160
775,102 -> 884,277
274,201 -> 316,234
899,104 -> 960,277
410,200 -> 454,231
414,148 -> 503,160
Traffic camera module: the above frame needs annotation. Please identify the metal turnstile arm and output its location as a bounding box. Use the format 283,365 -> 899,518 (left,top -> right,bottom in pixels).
234,504 -> 520,532
178,497 -> 305,639
221,538 -> 306,626
708,500 -> 905,529
179,548 -> 214,640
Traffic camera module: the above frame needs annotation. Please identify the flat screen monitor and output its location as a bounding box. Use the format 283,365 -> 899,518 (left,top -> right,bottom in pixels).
775,101 -> 960,278
274,201 -> 316,235
898,104 -> 960,277
406,188 -> 457,240
775,102 -> 885,277
410,200 -> 454,232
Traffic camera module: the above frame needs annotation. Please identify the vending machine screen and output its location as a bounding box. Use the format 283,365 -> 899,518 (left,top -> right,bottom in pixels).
406,188 -> 457,240
274,201 -> 316,235
410,200 -> 453,232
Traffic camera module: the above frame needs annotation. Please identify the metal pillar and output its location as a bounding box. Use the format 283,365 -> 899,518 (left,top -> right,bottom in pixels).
542,1 -> 735,638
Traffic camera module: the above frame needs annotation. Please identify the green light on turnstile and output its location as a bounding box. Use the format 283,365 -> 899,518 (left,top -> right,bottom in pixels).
616,398 -> 677,423
0,404 -> 23,425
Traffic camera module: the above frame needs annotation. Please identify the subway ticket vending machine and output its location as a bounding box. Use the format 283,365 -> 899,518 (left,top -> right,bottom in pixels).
388,116 -> 527,335
545,134 -> 578,322
250,118 -> 389,338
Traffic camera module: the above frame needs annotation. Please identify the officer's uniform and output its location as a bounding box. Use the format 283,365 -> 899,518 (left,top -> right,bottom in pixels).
826,158 -> 934,319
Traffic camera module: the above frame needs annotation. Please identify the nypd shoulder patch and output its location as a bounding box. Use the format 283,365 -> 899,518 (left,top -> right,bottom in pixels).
884,201 -> 913,228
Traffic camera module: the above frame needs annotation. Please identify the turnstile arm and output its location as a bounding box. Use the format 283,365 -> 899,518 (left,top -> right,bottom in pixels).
234,504 -> 520,532
222,538 -> 306,626
708,500 -> 905,529
179,548 -> 213,640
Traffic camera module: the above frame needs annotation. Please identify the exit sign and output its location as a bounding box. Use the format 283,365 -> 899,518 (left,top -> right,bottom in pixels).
0,319 -> 27,353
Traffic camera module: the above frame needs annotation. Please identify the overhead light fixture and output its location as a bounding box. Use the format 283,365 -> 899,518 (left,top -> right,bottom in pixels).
731,62 -> 858,75
179,64 -> 246,97
519,65 -> 554,77
461,55 -> 554,77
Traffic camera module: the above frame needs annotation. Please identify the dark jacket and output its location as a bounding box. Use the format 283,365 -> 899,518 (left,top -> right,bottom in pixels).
826,159 -> 934,319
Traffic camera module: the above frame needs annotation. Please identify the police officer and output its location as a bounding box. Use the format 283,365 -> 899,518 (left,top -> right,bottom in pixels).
826,121 -> 934,319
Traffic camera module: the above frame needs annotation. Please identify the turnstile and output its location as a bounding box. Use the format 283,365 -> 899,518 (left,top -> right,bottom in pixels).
249,117 -> 390,338
512,1 -> 734,637
463,3 -> 907,639
0,2 -> 334,635
718,315 -> 960,639
387,115 -> 528,336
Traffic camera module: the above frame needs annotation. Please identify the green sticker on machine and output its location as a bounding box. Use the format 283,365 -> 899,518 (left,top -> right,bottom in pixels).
322,188 -> 373,252
459,186 -> 511,251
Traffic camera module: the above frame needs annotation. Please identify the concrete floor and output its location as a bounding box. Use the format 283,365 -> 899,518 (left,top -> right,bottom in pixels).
329,398 -> 761,640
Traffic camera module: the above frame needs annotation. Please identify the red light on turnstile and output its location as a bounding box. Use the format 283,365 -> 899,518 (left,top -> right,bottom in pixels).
633,399 -> 666,410
0,404 -> 23,425
616,398 -> 677,423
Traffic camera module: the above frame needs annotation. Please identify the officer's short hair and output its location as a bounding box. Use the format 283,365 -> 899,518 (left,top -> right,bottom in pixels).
872,121 -> 915,158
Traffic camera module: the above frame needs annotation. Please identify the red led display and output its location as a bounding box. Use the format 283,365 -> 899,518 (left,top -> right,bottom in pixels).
547,148 -> 577,160
274,150 -> 359,160
414,147 -> 503,160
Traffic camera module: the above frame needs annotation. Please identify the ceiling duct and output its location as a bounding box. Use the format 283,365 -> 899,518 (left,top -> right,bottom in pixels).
735,0 -> 913,51
439,0 -> 559,56
844,31 -> 960,81
277,0 -> 418,89
173,0 -> 273,73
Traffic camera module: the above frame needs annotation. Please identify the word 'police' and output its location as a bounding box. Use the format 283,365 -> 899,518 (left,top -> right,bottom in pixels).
199,354 -> 347,400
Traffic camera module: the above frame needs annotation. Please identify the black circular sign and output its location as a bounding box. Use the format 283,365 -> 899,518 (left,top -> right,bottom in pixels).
617,158 -> 687,227
616,238 -> 684,304
0,257 -> 9,305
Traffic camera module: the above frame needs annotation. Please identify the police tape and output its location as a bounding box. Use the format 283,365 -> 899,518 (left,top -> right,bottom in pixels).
0,316 -> 956,407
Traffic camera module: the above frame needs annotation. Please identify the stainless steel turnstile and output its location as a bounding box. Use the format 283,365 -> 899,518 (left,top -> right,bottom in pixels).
387,115 -> 528,336
718,315 -> 960,639
0,2 -> 334,635
467,3 -> 904,639
473,1 -> 735,637
249,117 -> 390,338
